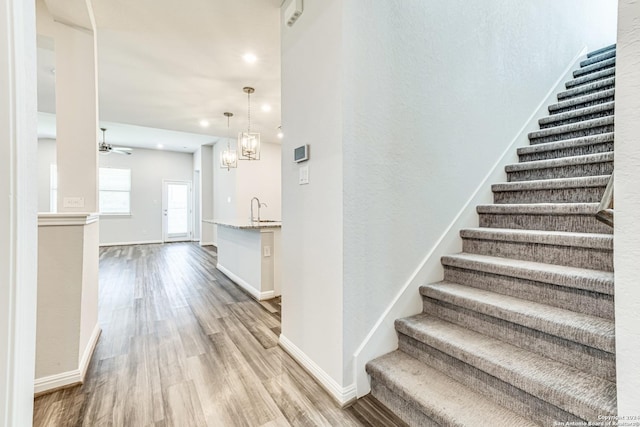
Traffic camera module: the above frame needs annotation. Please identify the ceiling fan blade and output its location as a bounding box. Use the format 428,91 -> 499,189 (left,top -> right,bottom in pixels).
112,149 -> 132,155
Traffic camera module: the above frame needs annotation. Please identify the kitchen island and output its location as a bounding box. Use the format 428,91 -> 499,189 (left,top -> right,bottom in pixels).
212,220 -> 282,301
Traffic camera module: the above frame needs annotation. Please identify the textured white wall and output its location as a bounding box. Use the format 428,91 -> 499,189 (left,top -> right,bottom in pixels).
614,0 -> 640,415
200,145 -> 215,245
342,0 -> 618,385
281,0 -> 345,389
99,148 -> 194,245
281,0 -> 617,397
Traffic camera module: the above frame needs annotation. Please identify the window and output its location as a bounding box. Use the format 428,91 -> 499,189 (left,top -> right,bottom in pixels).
99,168 -> 131,215
50,164 -> 57,213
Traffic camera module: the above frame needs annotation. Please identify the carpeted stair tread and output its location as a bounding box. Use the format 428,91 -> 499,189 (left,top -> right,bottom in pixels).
538,102 -> 614,128
460,227 -> 612,249
505,151 -> 613,173
441,252 -> 614,294
366,351 -> 539,427
517,133 -> 614,159
476,202 -> 611,234
586,44 -> 616,58
549,89 -> 615,114
557,77 -> 615,100
574,57 -> 616,78
492,174 -> 610,192
420,282 -> 614,352
394,315 -> 617,421
566,67 -> 615,89
528,116 -> 614,143
579,49 -> 616,68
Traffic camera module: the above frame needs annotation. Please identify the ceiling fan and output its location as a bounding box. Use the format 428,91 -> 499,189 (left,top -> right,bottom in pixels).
98,128 -> 133,155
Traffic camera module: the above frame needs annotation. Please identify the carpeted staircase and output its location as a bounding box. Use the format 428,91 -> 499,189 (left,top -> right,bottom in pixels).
366,44 -> 617,426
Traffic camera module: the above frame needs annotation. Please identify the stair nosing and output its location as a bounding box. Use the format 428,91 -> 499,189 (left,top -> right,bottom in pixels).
538,102 -> 614,126
506,152 -> 614,172
517,133 -> 614,156
557,77 -> 615,100
575,57 -> 616,77
460,227 -> 613,250
420,281 -> 615,352
566,67 -> 616,89
528,116 -> 614,140
395,315 -> 617,419
579,50 -> 616,68
549,89 -> 615,113
586,44 -> 616,58
492,175 -> 610,192
366,351 -> 540,427
441,252 -> 614,295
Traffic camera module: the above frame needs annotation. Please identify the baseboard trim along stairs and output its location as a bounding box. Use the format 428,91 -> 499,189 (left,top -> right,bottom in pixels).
366,44 -> 617,426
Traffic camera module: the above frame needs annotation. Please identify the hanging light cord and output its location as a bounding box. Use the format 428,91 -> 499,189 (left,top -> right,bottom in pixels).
247,91 -> 251,134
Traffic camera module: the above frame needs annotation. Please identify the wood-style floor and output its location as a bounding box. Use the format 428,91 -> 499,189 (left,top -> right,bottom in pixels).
33,243 -> 406,427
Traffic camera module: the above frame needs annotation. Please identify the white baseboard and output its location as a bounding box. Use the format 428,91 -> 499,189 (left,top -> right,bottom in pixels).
34,369 -> 82,396
99,240 -> 162,247
200,241 -> 215,247
279,334 -> 357,407
216,263 -> 274,301
34,324 -> 101,395
79,324 -> 101,380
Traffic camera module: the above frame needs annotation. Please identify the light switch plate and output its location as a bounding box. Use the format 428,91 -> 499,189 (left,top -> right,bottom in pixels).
63,196 -> 85,208
299,165 -> 309,185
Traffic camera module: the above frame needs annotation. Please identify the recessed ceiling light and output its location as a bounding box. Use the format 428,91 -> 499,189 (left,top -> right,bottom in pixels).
242,53 -> 257,64
277,132 -> 284,139
199,119 -> 210,128
261,104 -> 272,112
157,144 -> 164,149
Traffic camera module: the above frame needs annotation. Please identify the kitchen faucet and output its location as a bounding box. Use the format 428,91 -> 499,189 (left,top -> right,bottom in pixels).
250,197 -> 267,222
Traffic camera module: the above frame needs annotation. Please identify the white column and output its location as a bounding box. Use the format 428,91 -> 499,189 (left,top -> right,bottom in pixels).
0,0 -> 39,424
54,19 -> 99,213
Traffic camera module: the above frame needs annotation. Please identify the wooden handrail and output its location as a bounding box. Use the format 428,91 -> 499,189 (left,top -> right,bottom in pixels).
596,172 -> 614,227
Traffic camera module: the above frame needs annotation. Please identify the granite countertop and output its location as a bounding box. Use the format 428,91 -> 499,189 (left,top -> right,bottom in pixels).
207,219 -> 282,229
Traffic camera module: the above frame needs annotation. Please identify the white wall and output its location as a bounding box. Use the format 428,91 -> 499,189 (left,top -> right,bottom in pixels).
99,148 -> 194,245
37,138 -> 56,211
213,139 -> 282,223
342,0 -> 618,388
614,0 -> 640,415
280,0 -> 346,397
281,0 -> 617,401
0,0 -> 38,423
199,145 -> 215,245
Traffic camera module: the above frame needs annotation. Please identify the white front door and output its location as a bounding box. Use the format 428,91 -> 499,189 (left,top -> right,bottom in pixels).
162,180 -> 192,242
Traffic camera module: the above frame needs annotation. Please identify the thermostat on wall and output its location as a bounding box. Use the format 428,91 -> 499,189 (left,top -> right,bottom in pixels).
294,144 -> 309,163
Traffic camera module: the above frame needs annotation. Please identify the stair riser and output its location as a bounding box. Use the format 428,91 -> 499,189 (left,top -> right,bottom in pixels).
507,160 -> 613,182
442,265 -> 614,319
493,186 -> 606,204
461,238 -> 613,271
397,334 -> 580,426
566,68 -> 616,89
550,95 -> 615,115
518,141 -> 613,162
478,212 -> 613,234
529,124 -> 614,145
579,52 -> 616,69
422,298 -> 616,381
369,381 -> 438,427
558,81 -> 615,101
575,58 -> 615,78
539,110 -> 613,129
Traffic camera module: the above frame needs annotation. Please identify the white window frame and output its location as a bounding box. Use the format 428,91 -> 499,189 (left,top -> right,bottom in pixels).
99,167 -> 132,216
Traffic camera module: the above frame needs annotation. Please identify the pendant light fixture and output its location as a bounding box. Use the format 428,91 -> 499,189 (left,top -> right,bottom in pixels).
220,112 -> 238,170
238,86 -> 260,160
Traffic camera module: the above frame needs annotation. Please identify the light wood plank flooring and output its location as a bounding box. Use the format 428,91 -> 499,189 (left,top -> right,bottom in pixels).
33,243 -> 406,427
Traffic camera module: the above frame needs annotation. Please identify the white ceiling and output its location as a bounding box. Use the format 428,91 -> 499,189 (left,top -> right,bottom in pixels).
37,0 -> 282,152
